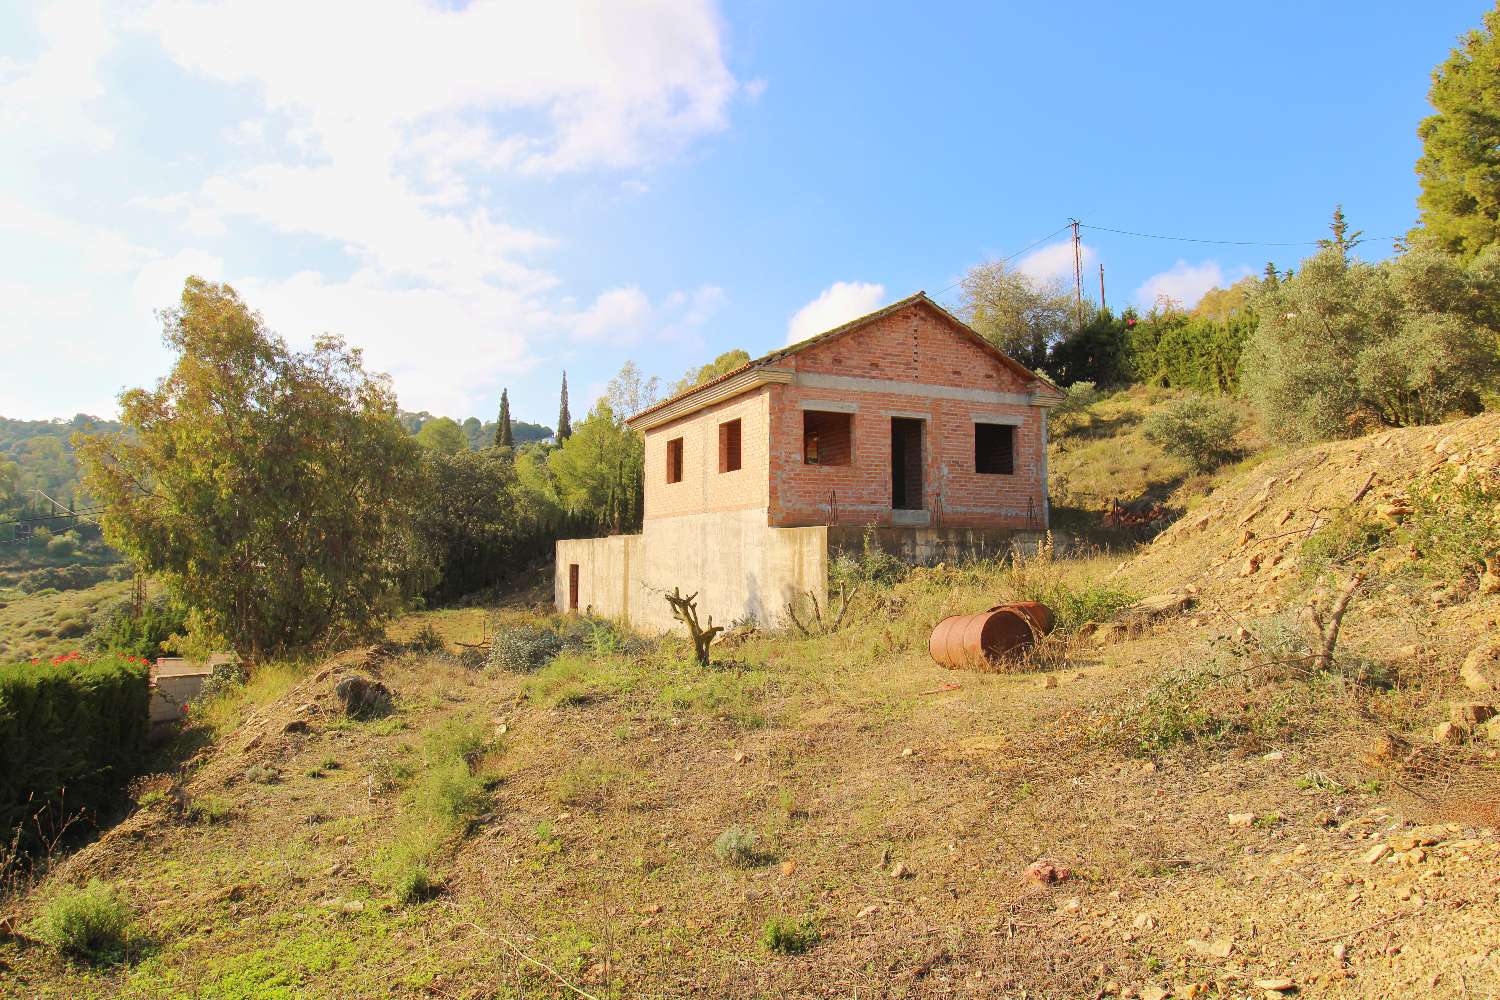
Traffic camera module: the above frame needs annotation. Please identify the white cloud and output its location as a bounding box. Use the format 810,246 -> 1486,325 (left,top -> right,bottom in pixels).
0,1 -> 754,419
1134,260 -> 1253,310
572,286 -> 652,341
1016,240 -> 1096,286
786,281 -> 886,344
0,0 -> 116,154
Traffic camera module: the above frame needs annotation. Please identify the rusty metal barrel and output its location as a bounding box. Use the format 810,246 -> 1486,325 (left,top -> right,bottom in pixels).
928,602 -> 1055,670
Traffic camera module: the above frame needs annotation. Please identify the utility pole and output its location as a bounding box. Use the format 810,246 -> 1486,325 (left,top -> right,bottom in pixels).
1098,263 -> 1107,312
1069,219 -> 1083,330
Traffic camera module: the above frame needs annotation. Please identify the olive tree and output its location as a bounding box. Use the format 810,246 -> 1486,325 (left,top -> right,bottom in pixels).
1241,246 -> 1500,441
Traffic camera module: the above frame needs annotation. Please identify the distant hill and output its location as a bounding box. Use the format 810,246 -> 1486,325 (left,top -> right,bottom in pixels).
1,414 -> 123,510
397,411 -> 552,449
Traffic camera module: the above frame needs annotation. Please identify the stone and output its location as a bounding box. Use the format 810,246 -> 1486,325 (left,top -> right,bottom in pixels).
1461,642 -> 1500,694
1228,812 -> 1255,828
1255,978 -> 1295,991
1332,943 -> 1347,964
1140,987 -> 1168,1000
1451,704 -> 1497,726
334,675 -> 393,719
1187,937 -> 1234,959
1024,860 -> 1071,885
1360,843 -> 1391,864
1132,912 -> 1157,930
1239,555 -> 1262,577
1433,721 -> 1469,745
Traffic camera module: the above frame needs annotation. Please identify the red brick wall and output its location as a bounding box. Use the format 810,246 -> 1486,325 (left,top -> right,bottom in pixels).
767,301 -> 1047,528
643,387 -> 770,520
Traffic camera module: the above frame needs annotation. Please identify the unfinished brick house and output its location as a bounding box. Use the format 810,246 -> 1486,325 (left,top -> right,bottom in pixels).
556,291 -> 1063,632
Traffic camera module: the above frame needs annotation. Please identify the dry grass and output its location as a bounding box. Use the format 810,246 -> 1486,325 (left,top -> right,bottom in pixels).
4,408 -> 1499,998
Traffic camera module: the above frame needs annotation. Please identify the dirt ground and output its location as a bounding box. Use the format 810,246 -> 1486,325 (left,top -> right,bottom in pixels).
2,415 -> 1498,999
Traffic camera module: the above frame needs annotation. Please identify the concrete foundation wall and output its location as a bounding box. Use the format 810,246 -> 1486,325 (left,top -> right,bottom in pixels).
827,525 -> 1044,566
556,509 -> 828,634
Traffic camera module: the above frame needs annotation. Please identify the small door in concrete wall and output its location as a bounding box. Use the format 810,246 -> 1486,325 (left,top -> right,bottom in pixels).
891,417 -> 924,510
568,563 -> 580,611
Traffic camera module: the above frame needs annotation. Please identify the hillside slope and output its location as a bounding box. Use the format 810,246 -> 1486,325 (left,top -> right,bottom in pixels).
3,416 -> 1498,999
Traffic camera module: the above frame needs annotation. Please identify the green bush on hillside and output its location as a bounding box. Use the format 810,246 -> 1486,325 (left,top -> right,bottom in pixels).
1142,395 -> 1243,473
0,653 -> 150,850
33,879 -> 132,963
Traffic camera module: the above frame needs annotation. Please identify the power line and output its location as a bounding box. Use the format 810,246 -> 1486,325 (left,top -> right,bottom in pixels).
932,221 -> 1075,299
1078,222 -> 1403,248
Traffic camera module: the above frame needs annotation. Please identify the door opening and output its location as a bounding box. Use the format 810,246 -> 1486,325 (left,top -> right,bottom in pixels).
890,418 -> 924,510
568,563 -> 580,612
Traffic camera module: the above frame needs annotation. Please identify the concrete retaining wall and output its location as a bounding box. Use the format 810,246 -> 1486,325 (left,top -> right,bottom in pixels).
556,508 -> 827,634
827,525 -> 1044,566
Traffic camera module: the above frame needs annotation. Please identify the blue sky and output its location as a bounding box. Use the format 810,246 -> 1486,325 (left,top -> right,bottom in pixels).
0,0 -> 1490,426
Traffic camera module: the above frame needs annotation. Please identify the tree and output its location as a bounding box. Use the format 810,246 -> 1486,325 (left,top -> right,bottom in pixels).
414,416 -> 468,454
1241,245 -> 1500,441
547,399 -> 643,533
1413,4 -> 1500,259
495,388 -> 514,448
76,278 -> 434,660
671,349 -> 749,395
1317,204 -> 1364,258
557,371 -> 572,441
418,448 -> 531,602
956,260 -> 1071,370
607,361 -> 660,415
1142,395 -> 1244,472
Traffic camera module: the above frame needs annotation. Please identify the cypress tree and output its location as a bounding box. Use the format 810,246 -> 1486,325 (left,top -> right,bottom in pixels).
495,388 -> 514,448
557,371 -> 572,441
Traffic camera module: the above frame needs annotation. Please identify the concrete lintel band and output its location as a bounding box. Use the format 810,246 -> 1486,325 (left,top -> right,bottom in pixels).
798,399 -> 859,413
969,412 -> 1025,426
793,371 -> 1037,407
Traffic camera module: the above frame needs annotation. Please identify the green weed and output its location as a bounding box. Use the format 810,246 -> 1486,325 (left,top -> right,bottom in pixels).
33,879 -> 132,963
761,914 -> 819,955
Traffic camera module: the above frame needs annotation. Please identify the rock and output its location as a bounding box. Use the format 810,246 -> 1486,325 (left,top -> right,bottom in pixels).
1123,593 -> 1196,622
1332,943 -> 1347,964
1140,987 -> 1168,1000
1187,937 -> 1234,959
1451,704 -> 1497,726
779,860 -> 795,876
1228,812 -> 1255,828
1024,860 -> 1071,885
899,747 -> 914,758
1360,843 -> 1392,864
282,719 -> 311,735
1432,721 -> 1469,745
1480,555 -> 1500,595
888,861 -> 912,879
334,675 -> 393,719
1239,554 -> 1262,577
293,703 -> 318,716
1254,978 -> 1295,992
1461,642 -> 1500,694
1060,896 -> 1082,913
312,667 -> 332,683
733,750 -> 747,763
1262,751 -> 1285,762
1132,912 -> 1157,930
1039,675 -> 1058,689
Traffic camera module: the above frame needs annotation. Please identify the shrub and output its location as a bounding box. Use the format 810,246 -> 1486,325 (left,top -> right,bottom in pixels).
44,532 -> 80,558
487,625 -> 564,672
33,879 -> 131,962
1300,511 -> 1390,581
184,795 -> 233,825
761,915 -> 819,955
1142,395 -> 1243,472
0,654 -> 150,851
391,861 -> 437,905
84,596 -> 187,660
1402,471 -> 1499,582
713,824 -> 765,867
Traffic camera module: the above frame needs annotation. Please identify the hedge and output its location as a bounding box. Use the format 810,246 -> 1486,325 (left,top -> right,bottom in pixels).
0,653 -> 150,848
